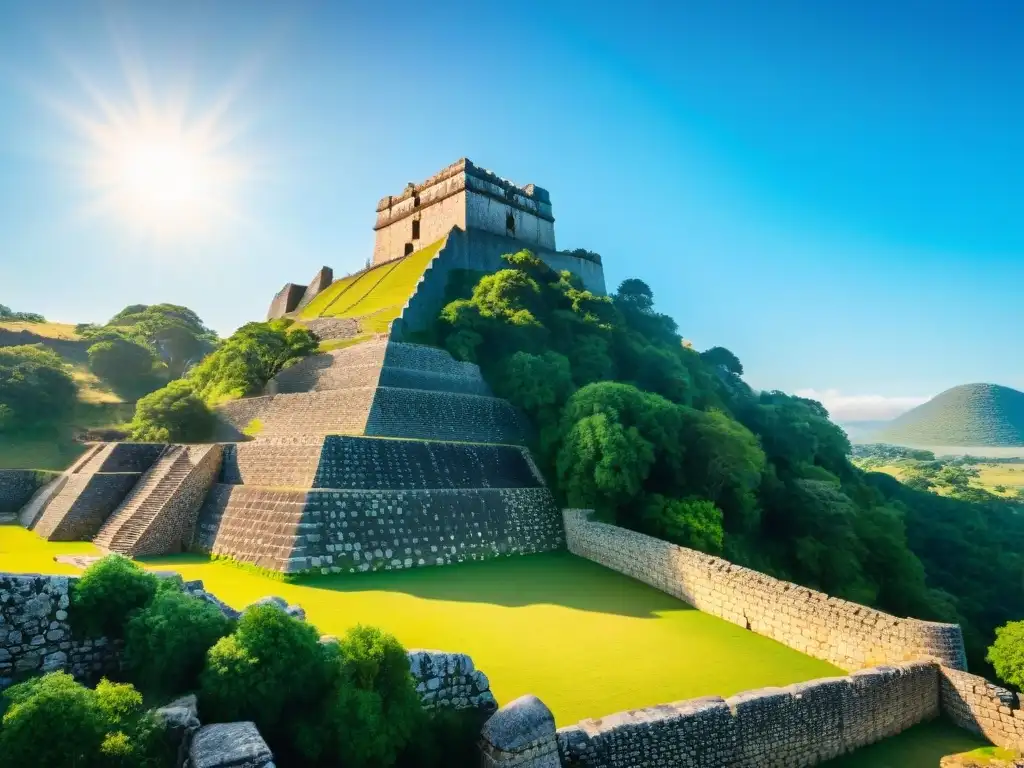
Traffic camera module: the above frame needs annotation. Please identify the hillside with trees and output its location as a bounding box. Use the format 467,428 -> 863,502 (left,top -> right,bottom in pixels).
875,383 -> 1024,448
429,251 -> 1024,673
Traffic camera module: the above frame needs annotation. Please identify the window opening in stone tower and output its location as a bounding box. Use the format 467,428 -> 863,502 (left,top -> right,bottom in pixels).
404,242 -> 414,256
506,212 -> 516,235
412,219 -> 420,240
413,195 -> 421,207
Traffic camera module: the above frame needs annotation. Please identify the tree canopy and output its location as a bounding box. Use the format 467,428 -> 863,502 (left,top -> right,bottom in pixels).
432,250 -> 1024,673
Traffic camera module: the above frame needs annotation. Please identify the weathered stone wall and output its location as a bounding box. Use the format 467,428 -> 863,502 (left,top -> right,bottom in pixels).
301,317 -> 360,341
300,486 -> 564,573
406,649 -> 497,713
296,266 -> 333,310
378,365 -> 493,395
95,443 -> 165,473
33,473 -> 140,541
554,661 -> 939,768
563,509 -> 967,672
384,341 -> 486,378
313,436 -> 542,490
130,445 -> 224,557
193,485 -> 308,572
0,574 -> 118,690
240,388 -> 377,439
266,282 -> 306,320
940,667 -> 1024,752
267,341 -> 386,394
221,438 -> 324,488
366,387 -> 529,445
0,469 -> 57,514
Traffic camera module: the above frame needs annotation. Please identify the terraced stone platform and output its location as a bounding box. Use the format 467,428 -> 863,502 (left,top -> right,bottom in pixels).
195,338 -> 561,573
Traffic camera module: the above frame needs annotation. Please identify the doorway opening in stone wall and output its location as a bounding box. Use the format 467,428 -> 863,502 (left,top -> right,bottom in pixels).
412,219 -> 420,240
404,242 -> 414,256
505,211 -> 516,236
413,195 -> 420,207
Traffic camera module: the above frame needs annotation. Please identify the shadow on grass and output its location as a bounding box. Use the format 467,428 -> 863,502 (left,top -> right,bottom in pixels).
823,718 -> 994,767
142,550 -> 693,619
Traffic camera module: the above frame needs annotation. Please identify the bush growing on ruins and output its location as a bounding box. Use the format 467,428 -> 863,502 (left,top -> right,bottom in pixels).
0,673 -> 168,768
70,555 -> 159,640
988,620 -> 1024,690
188,318 -> 318,404
128,379 -> 215,443
123,587 -> 235,699
396,707 -> 488,768
199,603 -> 341,757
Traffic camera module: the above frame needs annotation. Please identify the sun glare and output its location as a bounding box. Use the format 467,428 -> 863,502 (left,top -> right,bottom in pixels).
48,58 -> 250,239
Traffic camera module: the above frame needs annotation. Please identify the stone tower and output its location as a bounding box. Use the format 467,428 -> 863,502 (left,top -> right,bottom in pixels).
373,158 -> 555,265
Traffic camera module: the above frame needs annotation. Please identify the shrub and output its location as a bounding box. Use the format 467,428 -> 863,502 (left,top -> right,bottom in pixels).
70,555 -> 159,640
293,625 -> 421,767
0,344 -> 77,432
988,620 -> 1024,690
199,604 -> 339,751
123,588 -> 234,698
87,338 -> 160,397
129,379 -> 215,443
640,495 -> 725,554
0,672 -> 106,768
397,707 -> 488,768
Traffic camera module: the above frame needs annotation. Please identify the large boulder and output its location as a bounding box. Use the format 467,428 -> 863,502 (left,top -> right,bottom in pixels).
187,722 -> 274,768
155,694 -> 200,767
480,695 -> 559,767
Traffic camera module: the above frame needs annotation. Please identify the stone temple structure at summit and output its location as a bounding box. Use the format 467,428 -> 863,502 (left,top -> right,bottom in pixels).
13,159 -> 605,575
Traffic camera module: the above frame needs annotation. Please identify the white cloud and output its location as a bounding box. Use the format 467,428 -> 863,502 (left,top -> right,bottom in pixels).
794,389 -> 931,422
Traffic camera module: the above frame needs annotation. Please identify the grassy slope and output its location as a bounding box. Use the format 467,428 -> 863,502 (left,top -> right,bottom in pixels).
0,321 -> 132,470
299,238 -> 445,333
0,527 -> 841,725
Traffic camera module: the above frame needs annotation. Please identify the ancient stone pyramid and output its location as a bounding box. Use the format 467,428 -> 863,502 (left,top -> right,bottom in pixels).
196,337 -> 564,573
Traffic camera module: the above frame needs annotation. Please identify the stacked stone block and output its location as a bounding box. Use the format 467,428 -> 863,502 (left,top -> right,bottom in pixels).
302,317 -> 361,341
193,486 -> 310,572
563,509 -> 967,672
221,438 -> 323,488
553,661 -> 939,768
941,667 -> 1024,752
0,575 -> 118,689
0,469 -> 57,514
378,365 -> 492,396
298,487 -> 563,573
407,649 -> 497,712
313,436 -> 541,490
31,473 -> 140,541
365,387 -> 529,445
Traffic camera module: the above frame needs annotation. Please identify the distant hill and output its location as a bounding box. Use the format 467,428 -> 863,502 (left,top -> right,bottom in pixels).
875,383 -> 1024,448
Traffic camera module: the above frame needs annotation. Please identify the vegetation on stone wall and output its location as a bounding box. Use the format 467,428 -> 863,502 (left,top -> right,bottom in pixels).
434,249 -> 1024,672
2,555 -> 484,767
127,319 -> 317,442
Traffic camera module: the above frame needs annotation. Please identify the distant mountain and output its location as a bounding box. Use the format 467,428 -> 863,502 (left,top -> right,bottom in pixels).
874,383 -> 1024,447
838,420 -> 892,443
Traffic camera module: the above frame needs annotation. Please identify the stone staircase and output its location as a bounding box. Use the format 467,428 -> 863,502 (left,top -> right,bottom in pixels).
93,445 -> 193,554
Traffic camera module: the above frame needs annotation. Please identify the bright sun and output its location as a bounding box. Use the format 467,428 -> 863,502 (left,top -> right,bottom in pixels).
54,68 -> 248,238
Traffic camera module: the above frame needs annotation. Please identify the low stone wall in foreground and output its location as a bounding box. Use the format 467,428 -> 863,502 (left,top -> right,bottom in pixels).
941,667 -> 1024,753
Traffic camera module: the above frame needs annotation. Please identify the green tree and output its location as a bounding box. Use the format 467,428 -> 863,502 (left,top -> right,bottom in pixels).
0,345 -> 77,432
128,379 -> 215,443
87,337 -> 160,397
700,346 -> 744,376
988,620 -> 1024,690
640,495 -> 725,553
101,304 -> 217,378
70,555 -> 159,640
123,587 -> 234,699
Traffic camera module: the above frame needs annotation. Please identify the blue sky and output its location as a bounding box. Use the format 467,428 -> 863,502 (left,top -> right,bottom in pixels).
0,0 -> 1021,421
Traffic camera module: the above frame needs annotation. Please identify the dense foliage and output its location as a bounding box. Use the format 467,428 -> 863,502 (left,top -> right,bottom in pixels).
0,673 -> 170,768
86,335 -> 162,399
127,319 -> 317,441
123,587 -> 235,699
128,380 -> 216,443
433,250 -> 1024,671
987,621 -> 1024,691
0,345 -> 77,433
78,305 -> 217,381
0,304 -> 45,323
70,556 -> 159,640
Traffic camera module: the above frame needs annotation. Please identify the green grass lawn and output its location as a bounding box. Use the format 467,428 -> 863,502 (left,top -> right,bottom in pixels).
0,525 -> 841,725
823,718 -> 999,767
